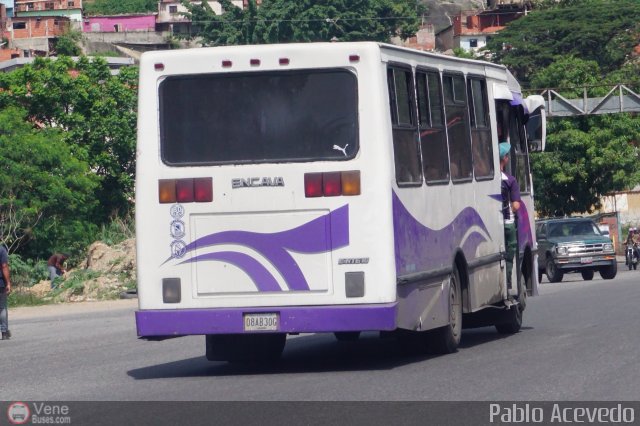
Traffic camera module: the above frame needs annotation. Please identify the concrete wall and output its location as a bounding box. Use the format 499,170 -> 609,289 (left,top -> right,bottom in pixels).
83,15 -> 156,33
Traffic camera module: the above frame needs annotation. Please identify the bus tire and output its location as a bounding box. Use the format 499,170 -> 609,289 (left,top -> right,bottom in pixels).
334,332 -> 361,342
206,333 -> 286,363
495,304 -> 523,334
495,276 -> 525,335
426,265 -> 462,354
546,258 -> 563,283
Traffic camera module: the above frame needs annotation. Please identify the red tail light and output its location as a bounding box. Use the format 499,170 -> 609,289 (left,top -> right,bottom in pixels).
194,177 -> 213,202
279,58 -> 290,65
304,173 -> 323,198
304,171 -> 360,197
323,172 -> 342,196
222,60 -> 232,68
176,179 -> 194,202
159,178 -> 213,203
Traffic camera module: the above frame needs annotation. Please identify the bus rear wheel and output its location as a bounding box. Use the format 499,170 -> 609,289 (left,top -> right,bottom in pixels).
206,333 -> 286,364
425,265 -> 462,354
334,332 -> 361,342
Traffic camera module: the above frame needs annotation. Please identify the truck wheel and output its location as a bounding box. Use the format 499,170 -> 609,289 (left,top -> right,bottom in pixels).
206,333 -> 286,363
546,258 -> 563,283
599,262 -> 617,280
334,332 -> 361,342
425,265 -> 462,354
581,270 -> 594,281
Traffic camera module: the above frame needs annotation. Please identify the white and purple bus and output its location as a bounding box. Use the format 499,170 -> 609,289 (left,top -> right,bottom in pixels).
135,42 -> 546,362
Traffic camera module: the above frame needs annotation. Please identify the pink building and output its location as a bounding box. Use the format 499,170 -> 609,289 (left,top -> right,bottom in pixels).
83,14 -> 156,33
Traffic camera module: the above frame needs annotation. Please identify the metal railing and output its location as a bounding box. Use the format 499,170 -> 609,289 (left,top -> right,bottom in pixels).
524,84 -> 640,117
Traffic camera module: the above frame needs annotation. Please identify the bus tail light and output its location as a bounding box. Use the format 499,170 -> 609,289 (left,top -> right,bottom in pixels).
159,179 -> 177,203
304,173 -> 323,198
323,172 -> 342,196
304,171 -> 360,197
176,179 -> 194,202
341,170 -> 361,195
159,178 -> 213,203
194,177 -> 213,202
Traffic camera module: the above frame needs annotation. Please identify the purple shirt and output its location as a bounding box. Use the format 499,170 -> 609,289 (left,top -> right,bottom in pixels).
501,172 -> 521,222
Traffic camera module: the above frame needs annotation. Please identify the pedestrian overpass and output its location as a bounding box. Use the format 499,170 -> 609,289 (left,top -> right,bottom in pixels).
525,84 -> 640,117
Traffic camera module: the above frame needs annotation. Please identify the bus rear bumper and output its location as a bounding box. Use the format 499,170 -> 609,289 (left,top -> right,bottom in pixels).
136,303 -> 398,337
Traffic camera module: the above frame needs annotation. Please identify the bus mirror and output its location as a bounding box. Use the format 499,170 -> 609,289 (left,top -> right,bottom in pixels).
524,95 -> 546,152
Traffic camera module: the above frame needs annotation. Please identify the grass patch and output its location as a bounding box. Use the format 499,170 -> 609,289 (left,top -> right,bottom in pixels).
8,290 -> 50,307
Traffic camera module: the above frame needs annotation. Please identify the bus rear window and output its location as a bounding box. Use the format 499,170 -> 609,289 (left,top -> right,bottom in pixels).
159,69 -> 359,165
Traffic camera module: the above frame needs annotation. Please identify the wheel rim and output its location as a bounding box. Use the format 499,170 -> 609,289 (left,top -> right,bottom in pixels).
547,260 -> 556,278
450,273 -> 462,340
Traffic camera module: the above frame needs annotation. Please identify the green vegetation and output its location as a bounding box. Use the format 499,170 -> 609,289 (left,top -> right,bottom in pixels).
184,0 -> 424,45
83,0 -> 157,15
0,57 -> 138,259
55,31 -> 83,56
488,0 -> 640,85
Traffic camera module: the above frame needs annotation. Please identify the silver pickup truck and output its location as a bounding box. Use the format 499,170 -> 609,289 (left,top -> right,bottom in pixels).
536,218 -> 617,283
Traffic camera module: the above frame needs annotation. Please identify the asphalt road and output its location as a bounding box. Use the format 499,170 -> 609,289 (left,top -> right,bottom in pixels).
2,267 -> 639,401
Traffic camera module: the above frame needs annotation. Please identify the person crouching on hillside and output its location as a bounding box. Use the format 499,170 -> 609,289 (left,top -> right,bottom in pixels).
48,252 -> 69,289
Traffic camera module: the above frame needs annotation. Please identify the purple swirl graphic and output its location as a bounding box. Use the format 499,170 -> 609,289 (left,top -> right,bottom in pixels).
393,192 -> 491,275
176,205 -> 350,291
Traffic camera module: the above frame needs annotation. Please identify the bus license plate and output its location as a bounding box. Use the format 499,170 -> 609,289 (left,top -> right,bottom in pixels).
243,313 -> 279,331
580,257 -> 593,264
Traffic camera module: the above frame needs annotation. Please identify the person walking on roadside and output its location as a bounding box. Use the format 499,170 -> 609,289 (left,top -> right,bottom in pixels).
500,142 -> 521,289
0,244 -> 12,340
48,252 -> 69,289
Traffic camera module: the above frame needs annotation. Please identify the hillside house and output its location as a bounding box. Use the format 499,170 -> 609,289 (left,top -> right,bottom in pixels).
156,0 -> 243,34
0,0 -> 13,17
14,0 -> 82,25
453,9 -> 524,55
83,14 -> 156,33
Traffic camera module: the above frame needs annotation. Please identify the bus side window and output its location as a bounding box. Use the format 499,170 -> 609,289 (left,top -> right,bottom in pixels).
509,105 -> 531,193
443,73 -> 472,182
467,77 -> 493,180
387,66 -> 422,186
417,70 -> 449,184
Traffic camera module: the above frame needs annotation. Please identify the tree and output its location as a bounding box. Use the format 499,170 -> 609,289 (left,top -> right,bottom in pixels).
0,57 -> 139,223
527,55 -> 640,215
486,0 -> 640,84
184,0 -> 424,46
532,114 -> 640,216
0,107 -> 99,257
54,31 -> 82,56
83,0 -> 157,15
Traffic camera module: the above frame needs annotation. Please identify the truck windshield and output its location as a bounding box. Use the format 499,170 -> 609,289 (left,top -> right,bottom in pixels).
548,221 -> 599,237
159,69 -> 359,166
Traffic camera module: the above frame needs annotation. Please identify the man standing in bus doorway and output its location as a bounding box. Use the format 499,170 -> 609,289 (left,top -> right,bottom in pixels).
0,244 -> 12,340
500,142 -> 521,288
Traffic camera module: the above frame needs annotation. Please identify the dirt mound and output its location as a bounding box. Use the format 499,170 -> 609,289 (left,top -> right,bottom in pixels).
26,238 -> 137,303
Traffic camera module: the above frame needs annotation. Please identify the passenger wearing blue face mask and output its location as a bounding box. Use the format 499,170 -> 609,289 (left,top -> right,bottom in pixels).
499,142 -> 521,289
